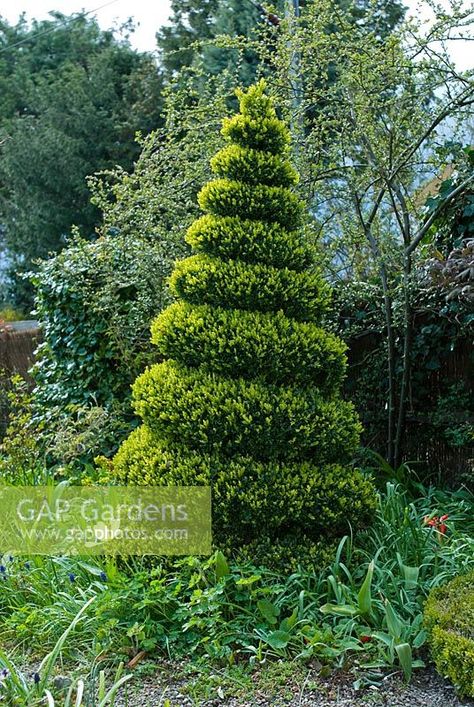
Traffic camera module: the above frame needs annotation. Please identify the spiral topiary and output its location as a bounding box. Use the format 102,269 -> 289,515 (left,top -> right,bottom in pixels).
112,80 -> 376,568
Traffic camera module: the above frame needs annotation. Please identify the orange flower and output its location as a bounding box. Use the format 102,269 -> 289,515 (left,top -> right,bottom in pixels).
423,514 -> 449,538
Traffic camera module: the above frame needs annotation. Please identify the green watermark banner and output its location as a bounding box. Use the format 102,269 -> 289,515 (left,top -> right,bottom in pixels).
0,486 -> 211,556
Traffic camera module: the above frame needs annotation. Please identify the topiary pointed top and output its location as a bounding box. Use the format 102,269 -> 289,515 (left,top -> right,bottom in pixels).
222,80 -> 290,155
236,79 -> 276,120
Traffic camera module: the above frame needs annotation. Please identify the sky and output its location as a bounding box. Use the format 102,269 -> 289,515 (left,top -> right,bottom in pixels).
0,0 -> 173,54
0,0 -> 472,68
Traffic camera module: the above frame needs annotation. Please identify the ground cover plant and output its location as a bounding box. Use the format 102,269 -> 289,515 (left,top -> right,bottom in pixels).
0,481 -> 472,701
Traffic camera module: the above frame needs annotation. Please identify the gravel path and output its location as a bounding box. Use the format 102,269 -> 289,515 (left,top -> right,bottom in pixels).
116,664 -> 474,707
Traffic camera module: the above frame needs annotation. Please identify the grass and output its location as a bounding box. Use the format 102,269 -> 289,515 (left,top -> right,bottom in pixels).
0,598 -> 133,705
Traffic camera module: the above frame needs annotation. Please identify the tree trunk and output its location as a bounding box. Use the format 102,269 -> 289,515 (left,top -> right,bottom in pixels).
394,252 -> 413,468
382,273 -> 397,467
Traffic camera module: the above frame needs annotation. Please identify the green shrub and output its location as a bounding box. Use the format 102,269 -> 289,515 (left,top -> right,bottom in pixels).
113,80 -> 376,567
0,372 -> 132,482
151,302 -> 347,390
198,179 -> 305,229
114,425 -> 374,565
186,215 -> 315,270
170,254 -> 331,321
0,375 -> 45,483
4,233 -> 180,474
131,360 -> 360,461
31,233 -> 175,409
221,112 -> 289,153
424,572 -> 474,697
210,144 -> 299,187
0,305 -> 25,322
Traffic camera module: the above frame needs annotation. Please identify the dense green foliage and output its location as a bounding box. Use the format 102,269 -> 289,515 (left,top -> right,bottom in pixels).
130,360 -> 360,461
0,483 -> 473,684
0,1 -> 473,698
336,277 -> 474,487
113,81 -> 376,566
425,144 -> 474,255
156,0 -> 405,87
0,231 -> 180,477
15,76 -> 231,466
156,0 -> 269,86
0,13 -> 164,304
170,254 -> 330,318
152,302 -> 347,389
186,214 -> 315,268
3,232 -> 178,476
425,572 -> 474,697
0,75 -> 230,474
31,234 -> 171,409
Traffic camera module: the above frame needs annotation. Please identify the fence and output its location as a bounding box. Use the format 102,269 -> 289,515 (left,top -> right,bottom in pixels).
347,331 -> 473,485
0,321 -> 40,380
0,321 -> 41,437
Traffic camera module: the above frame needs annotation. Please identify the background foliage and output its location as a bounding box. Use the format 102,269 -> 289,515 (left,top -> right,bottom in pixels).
0,12 -> 164,305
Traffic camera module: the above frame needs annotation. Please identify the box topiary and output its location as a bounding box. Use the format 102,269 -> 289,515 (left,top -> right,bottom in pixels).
424,572 -> 474,697
112,80 -> 376,568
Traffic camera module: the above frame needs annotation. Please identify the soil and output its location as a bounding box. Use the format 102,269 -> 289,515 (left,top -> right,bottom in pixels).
115,664 -> 474,707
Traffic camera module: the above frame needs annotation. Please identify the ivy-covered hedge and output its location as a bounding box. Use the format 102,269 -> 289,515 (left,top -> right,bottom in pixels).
113,81 -> 376,567
424,572 -> 474,697
31,234 -> 175,409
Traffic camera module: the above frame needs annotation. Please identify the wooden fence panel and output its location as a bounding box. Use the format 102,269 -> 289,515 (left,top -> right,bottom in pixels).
0,323 -> 41,380
346,332 -> 473,485
0,322 -> 41,437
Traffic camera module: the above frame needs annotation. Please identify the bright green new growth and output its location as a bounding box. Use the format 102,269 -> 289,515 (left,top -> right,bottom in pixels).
113,81 -> 376,567
424,572 -> 474,697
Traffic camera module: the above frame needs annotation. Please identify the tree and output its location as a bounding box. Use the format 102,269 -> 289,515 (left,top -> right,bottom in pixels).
0,13 -> 164,304
156,0 -> 263,84
113,81 -> 376,567
268,0 -> 474,467
156,0 -> 405,87
18,72 -> 234,472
